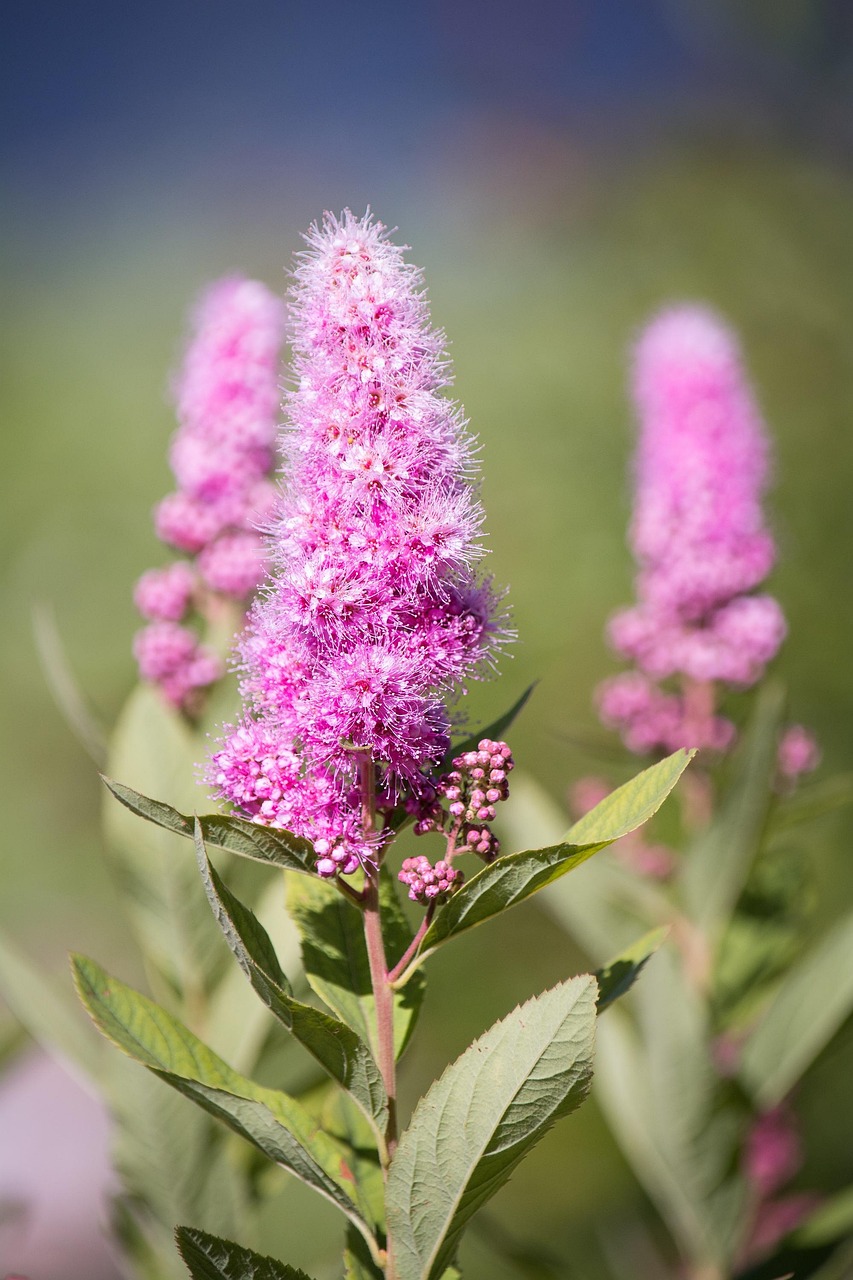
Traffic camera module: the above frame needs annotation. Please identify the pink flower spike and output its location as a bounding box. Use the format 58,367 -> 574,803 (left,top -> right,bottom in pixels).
210,212 -> 509,878
597,304 -> 785,756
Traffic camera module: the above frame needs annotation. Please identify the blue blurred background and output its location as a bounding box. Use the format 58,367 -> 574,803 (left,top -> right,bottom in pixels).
3,1 -> 853,1276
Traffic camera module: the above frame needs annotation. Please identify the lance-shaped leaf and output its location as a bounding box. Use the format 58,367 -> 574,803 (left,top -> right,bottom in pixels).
386,976 -> 597,1280
437,684 -> 536,775
770,772 -> 853,836
594,1010 -> 717,1266
103,775 -> 317,874
193,823 -> 388,1134
681,681 -> 785,936
564,749 -> 695,845
0,930 -> 103,1081
740,909 -> 853,1107
412,752 -> 693,970
176,1226 -> 316,1279
595,927 -> 669,1014
72,955 -> 377,1250
287,871 -> 425,1060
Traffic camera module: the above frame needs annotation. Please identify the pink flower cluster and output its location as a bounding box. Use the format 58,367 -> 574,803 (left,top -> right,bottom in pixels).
598,306 -> 787,754
210,213 -> 507,876
133,277 -> 285,711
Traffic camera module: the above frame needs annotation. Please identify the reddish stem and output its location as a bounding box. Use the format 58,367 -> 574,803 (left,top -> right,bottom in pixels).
388,904 -> 435,986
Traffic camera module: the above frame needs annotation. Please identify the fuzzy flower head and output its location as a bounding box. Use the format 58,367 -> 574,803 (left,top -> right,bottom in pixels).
599,306 -> 785,755
211,212 -> 509,876
630,305 -> 775,621
133,276 -> 285,712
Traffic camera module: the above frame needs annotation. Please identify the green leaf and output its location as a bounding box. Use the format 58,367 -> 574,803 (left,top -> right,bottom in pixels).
414,752 -> 691,969
594,1011 -> 717,1266
632,951 -> 743,1258
0,929 -> 103,1080
103,686 -> 234,995
32,600 -> 108,766
499,773 -> 644,964
107,1056 -> 247,1255
595,927 -> 669,1014
564,750 -> 695,845
740,909 -> 853,1107
72,955 -> 377,1249
194,824 -> 388,1134
437,684 -> 536,774
386,976 -> 597,1280
316,1090 -> 385,1232
204,875 -> 306,1075
792,1185 -> 853,1247
770,772 -> 853,835
681,682 -> 786,936
344,1223 -> 386,1280
287,871 -> 425,1061
103,773 -> 317,875
176,1225 -> 316,1279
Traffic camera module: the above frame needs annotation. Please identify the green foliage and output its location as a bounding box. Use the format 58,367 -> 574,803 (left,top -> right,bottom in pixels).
72,955 -> 379,1253
594,927 -> 668,1013
739,908 -> 853,1106
681,681 -> 785,936
0,928 -> 103,1079
414,750 -> 693,969
565,749 -> 695,845
176,1226 -> 316,1280
287,871 -> 425,1060
386,976 -> 597,1280
103,773 -> 318,874
194,824 -> 388,1134
103,686 -> 229,996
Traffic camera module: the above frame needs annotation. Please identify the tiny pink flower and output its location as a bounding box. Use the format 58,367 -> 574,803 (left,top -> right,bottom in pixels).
133,562 -> 196,622
778,724 -> 821,780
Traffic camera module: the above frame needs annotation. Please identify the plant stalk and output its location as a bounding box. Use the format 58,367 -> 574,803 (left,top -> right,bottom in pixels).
359,756 -> 398,1166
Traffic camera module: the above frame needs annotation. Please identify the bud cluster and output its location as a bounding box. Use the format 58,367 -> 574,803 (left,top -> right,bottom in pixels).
404,738 -> 514,864
398,855 -> 463,905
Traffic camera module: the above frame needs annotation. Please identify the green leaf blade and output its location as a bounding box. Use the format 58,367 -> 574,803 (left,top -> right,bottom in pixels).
386,976 -> 597,1280
595,927 -> 669,1014
176,1225 -> 316,1279
417,751 -> 693,966
71,955 -> 376,1244
103,775 -> 317,875
565,749 -> 695,846
740,909 -> 853,1107
193,825 -> 388,1133
287,871 -> 425,1061
681,682 -> 785,934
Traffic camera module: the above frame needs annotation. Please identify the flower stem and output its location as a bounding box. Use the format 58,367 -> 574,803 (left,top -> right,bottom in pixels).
387,904 -> 435,986
358,755 -> 398,1167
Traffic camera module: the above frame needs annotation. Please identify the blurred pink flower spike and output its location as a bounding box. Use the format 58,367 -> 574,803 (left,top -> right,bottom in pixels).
598,305 -> 786,755
133,275 -> 286,711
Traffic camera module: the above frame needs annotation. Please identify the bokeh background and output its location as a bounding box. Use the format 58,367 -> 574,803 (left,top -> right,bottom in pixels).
3,1 -> 853,1276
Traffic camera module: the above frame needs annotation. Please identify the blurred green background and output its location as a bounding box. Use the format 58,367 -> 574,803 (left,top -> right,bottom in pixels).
3,1 -> 853,1276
